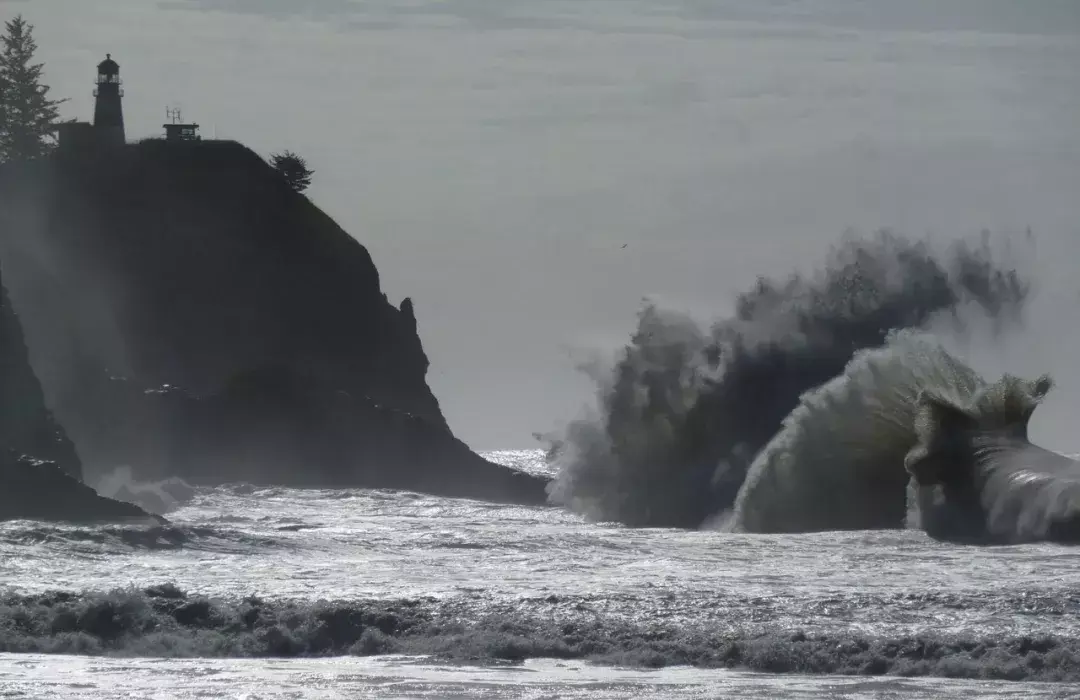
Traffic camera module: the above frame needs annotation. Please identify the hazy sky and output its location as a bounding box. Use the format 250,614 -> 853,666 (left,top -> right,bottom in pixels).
11,0 -> 1080,449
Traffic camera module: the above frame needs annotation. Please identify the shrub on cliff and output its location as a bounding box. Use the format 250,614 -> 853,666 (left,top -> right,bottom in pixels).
270,150 -> 314,192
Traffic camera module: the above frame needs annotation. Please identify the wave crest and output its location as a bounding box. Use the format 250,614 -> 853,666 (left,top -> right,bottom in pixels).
728,331 -> 981,532
906,373 -> 1080,543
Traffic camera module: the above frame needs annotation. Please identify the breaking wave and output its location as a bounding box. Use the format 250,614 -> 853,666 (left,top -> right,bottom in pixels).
2,585 -> 1079,682
722,328 -> 1068,537
727,331 -> 982,532
546,231 -> 1029,528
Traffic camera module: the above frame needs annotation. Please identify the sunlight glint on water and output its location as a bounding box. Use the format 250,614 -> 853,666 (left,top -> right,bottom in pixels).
1,450 -> 1079,696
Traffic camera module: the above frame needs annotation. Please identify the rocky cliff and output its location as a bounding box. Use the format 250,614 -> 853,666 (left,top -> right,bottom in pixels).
0,264 -> 155,523
0,139 -> 547,504
0,450 -> 157,523
0,275 -> 80,478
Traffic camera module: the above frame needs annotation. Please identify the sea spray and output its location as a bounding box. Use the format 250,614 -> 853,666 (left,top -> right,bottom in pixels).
547,231 -> 1029,528
94,466 -> 196,515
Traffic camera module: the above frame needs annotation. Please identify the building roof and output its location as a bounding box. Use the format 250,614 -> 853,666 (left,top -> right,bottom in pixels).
97,54 -> 119,74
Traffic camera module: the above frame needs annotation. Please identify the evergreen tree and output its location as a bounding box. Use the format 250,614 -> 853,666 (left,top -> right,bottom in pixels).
0,15 -> 66,162
270,150 -> 314,193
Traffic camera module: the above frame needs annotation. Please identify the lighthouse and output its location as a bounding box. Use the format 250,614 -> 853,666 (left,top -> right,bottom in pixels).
92,54 -> 125,146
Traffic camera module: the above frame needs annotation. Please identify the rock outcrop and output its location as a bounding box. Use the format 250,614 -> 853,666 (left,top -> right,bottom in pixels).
0,276 -> 80,479
0,266 -> 156,523
0,451 -> 157,523
0,140 -> 547,504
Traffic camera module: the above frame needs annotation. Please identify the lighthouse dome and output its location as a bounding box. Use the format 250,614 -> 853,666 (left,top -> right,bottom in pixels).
97,54 -> 119,75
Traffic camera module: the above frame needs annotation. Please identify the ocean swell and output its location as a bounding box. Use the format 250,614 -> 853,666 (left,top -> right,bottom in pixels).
546,231 -> 1029,528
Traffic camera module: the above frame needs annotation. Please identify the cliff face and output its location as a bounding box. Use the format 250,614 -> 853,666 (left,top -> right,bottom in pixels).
0,270 -> 81,479
2,139 -> 441,424
0,140 -> 548,504
0,266 -> 153,523
75,366 -> 545,503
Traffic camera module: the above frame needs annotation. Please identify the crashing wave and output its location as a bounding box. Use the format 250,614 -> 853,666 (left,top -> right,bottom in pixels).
546,231 -> 1029,529
723,329 -> 1080,542
727,331 -> 980,532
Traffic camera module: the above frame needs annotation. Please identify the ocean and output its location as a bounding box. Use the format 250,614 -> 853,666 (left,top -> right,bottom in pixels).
2,450 -> 1079,698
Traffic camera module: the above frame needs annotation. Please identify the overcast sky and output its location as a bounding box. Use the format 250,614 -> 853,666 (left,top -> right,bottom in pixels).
10,0 -> 1080,449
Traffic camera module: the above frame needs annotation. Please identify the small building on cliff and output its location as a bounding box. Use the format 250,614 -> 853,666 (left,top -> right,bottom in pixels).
163,108 -> 201,142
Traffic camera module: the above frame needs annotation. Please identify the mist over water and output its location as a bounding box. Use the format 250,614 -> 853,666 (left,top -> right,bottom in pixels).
546,231 -> 1031,528
92,467 -> 197,516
